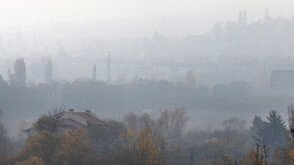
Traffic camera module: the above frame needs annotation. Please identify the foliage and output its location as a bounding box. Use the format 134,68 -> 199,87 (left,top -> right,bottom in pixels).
18,131 -> 60,165
257,111 -> 287,151
115,127 -> 167,165
250,144 -> 269,165
0,155 -> 15,165
55,129 -> 93,165
124,108 -> 188,140
223,143 -> 269,165
17,129 -> 95,165
87,120 -> 126,152
33,107 -> 65,134
0,109 -> 7,156
223,156 -> 239,165
15,156 -> 45,165
0,108 -> 13,159
135,127 -> 165,165
250,116 -> 265,142
223,118 -> 246,132
288,143 -> 294,165
7,108 -> 294,165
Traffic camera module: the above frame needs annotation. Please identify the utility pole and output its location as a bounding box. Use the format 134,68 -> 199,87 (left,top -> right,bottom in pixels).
107,53 -> 111,84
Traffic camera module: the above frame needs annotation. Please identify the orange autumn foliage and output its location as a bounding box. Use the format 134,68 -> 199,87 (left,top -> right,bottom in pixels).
15,156 -> 45,165
135,127 -> 162,165
55,129 -> 93,165
117,127 -> 167,165
17,131 -> 60,165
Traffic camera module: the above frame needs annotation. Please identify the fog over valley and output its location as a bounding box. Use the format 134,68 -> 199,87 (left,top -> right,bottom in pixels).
1,1 -> 294,164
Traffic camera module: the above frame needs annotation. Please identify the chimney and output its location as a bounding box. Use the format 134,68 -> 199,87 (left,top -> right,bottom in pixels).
69,109 -> 74,112
85,110 -> 91,114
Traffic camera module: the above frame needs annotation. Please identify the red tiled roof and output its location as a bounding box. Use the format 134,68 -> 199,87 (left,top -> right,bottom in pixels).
62,118 -> 86,129
74,112 -> 104,125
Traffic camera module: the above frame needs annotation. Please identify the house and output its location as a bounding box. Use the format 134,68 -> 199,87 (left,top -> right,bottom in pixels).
62,109 -> 104,129
23,109 -> 104,135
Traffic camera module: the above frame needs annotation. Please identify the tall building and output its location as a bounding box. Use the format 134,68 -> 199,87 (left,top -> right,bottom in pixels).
238,10 -> 247,26
9,58 -> 26,86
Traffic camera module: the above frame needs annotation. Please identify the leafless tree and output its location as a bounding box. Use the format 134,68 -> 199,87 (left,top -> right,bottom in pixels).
34,106 -> 65,134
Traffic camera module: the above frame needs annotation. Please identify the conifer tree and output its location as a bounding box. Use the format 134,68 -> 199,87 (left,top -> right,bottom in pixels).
257,111 -> 287,151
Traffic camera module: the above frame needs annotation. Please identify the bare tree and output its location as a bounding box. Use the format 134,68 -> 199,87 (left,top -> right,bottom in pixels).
158,108 -> 189,139
169,108 -> 189,138
158,109 -> 171,137
123,109 -> 188,139
34,106 -> 65,134
223,118 -> 246,132
124,112 -> 139,131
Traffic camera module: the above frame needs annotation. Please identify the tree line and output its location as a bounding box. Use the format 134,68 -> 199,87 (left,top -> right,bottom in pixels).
0,106 -> 293,164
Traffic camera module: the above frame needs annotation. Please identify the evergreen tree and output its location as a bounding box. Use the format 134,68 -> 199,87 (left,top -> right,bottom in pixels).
257,111 -> 287,151
250,115 -> 265,142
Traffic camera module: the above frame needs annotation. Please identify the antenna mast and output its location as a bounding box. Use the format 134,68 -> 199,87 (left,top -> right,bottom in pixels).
107,53 -> 111,84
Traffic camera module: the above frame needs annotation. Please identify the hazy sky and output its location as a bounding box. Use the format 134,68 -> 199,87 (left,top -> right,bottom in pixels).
0,0 -> 294,26
0,0 -> 293,40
